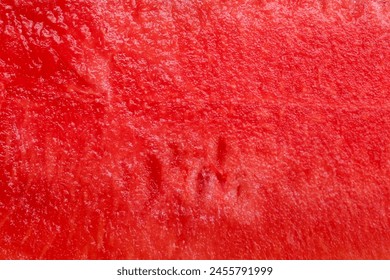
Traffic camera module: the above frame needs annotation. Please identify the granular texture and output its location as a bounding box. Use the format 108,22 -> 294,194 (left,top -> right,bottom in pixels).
0,0 -> 389,259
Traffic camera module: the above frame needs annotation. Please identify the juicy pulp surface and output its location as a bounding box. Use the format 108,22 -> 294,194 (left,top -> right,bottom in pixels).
0,0 -> 389,259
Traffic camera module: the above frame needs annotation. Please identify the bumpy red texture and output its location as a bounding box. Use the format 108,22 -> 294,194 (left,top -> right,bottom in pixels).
0,0 -> 389,259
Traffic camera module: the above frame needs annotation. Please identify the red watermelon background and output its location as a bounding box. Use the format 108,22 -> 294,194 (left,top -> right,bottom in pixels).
0,0 -> 389,259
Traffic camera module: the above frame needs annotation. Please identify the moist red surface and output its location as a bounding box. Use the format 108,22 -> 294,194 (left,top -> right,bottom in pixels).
0,0 -> 389,259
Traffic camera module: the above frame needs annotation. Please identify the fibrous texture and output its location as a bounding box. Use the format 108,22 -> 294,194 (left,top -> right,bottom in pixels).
0,0 -> 389,259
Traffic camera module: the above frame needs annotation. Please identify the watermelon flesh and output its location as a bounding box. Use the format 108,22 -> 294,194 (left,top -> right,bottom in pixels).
0,0 -> 389,259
